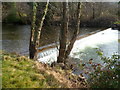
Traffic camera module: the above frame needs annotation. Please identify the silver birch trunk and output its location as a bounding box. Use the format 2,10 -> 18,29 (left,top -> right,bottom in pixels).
29,2 -> 37,59
34,0 -> 49,59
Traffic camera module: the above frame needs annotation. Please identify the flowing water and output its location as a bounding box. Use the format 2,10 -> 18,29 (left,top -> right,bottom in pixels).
37,28 -> 120,78
70,28 -> 120,63
2,24 -> 101,55
38,28 -> 120,65
2,24 -> 120,65
2,24 -> 120,79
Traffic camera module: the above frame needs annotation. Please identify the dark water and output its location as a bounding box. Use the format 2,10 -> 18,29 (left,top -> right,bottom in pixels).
2,24 -> 101,55
2,25 -> 30,55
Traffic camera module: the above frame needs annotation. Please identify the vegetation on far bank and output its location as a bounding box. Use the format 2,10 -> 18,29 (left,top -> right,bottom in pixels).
2,2 -> 120,27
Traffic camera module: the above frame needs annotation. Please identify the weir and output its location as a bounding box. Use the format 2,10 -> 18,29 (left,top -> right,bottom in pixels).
37,28 -> 119,64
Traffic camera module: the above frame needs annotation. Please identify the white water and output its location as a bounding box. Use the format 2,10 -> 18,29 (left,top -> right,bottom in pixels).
38,28 -> 119,64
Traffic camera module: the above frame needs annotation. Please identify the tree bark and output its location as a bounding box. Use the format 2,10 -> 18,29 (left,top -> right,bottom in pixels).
65,2 -> 82,59
57,1 -> 69,63
29,1 -> 49,59
34,0 -> 49,59
29,2 -> 37,59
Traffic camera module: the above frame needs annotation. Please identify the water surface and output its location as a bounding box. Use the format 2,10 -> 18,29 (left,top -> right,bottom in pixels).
38,28 -> 120,64
2,24 -> 101,56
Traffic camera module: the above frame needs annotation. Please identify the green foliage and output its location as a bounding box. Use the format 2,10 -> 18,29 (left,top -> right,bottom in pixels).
89,51 -> 120,88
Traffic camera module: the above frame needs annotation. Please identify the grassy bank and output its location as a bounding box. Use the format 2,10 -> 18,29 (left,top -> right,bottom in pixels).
2,51 -> 119,88
2,52 -> 64,88
2,52 -> 87,88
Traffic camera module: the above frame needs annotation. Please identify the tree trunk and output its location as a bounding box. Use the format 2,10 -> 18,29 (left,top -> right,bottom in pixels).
29,2 -> 37,59
29,1 -> 49,59
65,2 -> 82,59
34,0 -> 49,59
57,1 -> 69,63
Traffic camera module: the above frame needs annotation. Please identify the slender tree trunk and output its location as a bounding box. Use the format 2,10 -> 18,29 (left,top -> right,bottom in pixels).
29,1 -> 49,59
29,2 -> 37,59
34,0 -> 49,59
57,1 -> 69,63
65,2 -> 82,59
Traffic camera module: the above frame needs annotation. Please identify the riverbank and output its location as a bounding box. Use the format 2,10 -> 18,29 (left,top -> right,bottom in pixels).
2,51 -> 88,88
2,51 -> 120,88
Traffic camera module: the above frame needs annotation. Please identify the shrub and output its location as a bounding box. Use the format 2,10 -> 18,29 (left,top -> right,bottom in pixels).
88,50 -> 120,88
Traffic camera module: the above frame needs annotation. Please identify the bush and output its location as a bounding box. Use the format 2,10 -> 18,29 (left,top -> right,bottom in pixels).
88,50 -> 120,88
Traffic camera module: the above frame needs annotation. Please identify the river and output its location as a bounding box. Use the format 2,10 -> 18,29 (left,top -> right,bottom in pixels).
1,24 -> 120,65
2,24 -> 101,55
37,28 -> 120,64
2,24 -> 120,79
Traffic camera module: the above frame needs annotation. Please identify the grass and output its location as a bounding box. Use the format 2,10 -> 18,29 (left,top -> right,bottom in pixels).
2,52 -> 64,88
